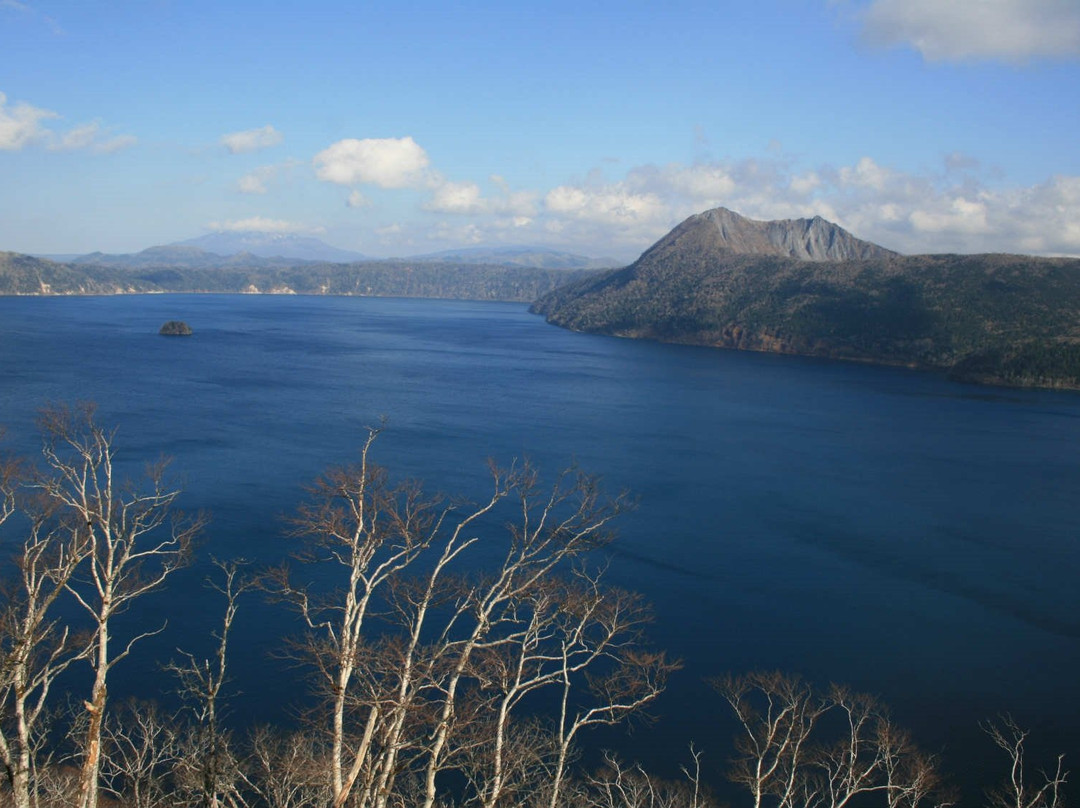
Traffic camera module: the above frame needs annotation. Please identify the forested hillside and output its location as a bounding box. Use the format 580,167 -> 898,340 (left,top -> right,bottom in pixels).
532,213 -> 1080,390
0,252 -> 595,303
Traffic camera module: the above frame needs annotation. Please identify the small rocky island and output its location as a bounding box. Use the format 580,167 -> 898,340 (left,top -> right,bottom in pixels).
159,320 -> 193,336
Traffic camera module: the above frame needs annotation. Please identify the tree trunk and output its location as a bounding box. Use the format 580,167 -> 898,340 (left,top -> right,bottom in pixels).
77,628 -> 109,808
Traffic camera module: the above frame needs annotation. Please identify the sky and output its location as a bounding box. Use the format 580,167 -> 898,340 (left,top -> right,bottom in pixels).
1,0 -> 1079,261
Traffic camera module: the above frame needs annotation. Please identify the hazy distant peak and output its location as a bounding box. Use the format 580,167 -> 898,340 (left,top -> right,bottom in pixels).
174,232 -> 365,262
672,207 -> 898,262
407,245 -> 616,270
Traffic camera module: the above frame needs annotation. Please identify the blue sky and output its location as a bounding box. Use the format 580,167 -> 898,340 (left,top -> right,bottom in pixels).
2,0 -> 1079,260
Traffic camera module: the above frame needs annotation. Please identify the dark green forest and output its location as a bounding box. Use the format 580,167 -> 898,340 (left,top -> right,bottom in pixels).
532,252 -> 1080,390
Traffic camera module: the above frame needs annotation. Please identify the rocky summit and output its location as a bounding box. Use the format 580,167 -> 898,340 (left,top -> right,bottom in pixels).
532,208 -> 1080,390
640,207 -> 898,264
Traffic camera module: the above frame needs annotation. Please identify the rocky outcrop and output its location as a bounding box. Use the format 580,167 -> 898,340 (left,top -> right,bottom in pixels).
159,320 -> 193,336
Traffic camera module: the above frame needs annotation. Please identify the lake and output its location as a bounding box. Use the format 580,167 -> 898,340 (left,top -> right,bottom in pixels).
1,293 -> 1078,799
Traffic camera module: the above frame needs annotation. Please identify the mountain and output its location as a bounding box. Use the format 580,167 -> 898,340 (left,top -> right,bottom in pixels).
406,246 -> 618,270
0,250 -> 596,303
531,208 -> 1080,390
70,231 -> 367,268
0,252 -> 137,295
68,238 -> 611,271
174,232 -> 366,262
642,207 -> 898,263
70,245 -> 319,270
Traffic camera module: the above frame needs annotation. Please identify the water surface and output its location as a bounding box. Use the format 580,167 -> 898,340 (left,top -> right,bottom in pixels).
1,294 -> 1077,797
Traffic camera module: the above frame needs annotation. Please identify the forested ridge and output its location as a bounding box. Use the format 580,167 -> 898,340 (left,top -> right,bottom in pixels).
0,407 -> 1068,807
532,251 -> 1080,390
0,252 -> 596,303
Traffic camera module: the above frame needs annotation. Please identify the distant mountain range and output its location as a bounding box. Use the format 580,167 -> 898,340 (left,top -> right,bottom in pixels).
61,234 -> 612,270
69,245 -> 318,270
408,246 -> 618,270
175,232 -> 367,262
0,251 -> 594,304
532,208 -> 1080,390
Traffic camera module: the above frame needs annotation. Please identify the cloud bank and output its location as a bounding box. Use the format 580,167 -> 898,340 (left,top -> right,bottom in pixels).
0,91 -> 136,152
304,133 -> 1079,261
533,155 -> 1080,258
860,0 -> 1080,62
368,155 -> 1080,261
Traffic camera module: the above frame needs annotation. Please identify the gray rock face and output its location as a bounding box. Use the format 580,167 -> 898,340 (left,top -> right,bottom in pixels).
659,207 -> 898,262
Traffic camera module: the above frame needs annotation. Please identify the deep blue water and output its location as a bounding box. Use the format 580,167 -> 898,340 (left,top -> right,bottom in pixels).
1,294 -> 1078,797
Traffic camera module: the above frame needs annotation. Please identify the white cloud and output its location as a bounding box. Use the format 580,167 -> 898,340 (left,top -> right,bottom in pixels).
625,163 -> 737,204
909,197 -> 991,234
860,0 -> 1080,62
419,173 -> 538,217
313,136 -> 430,188
93,133 -> 137,153
424,180 -> 484,214
837,156 -> 893,191
234,159 -> 301,195
221,124 -> 283,154
421,175 -> 538,216
0,91 -> 56,149
790,171 -> 822,195
347,190 -> 369,208
0,92 -> 136,153
545,185 -> 667,226
53,121 -> 98,150
48,120 -> 138,153
489,175 -> 540,217
237,173 -> 269,195
208,217 -> 324,235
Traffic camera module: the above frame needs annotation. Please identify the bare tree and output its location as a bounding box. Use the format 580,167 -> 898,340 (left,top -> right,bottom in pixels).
412,466 -> 635,808
451,573 -> 676,808
245,725 -> 333,808
542,581 -> 679,808
99,699 -> 180,808
811,685 -> 943,808
0,437 -> 16,526
167,558 -> 253,808
716,673 -> 946,808
983,716 -> 1067,808
715,672 -> 826,808
272,428 -> 670,808
0,452 -> 90,808
269,425 -> 515,807
571,748 -> 714,808
34,403 -> 202,808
